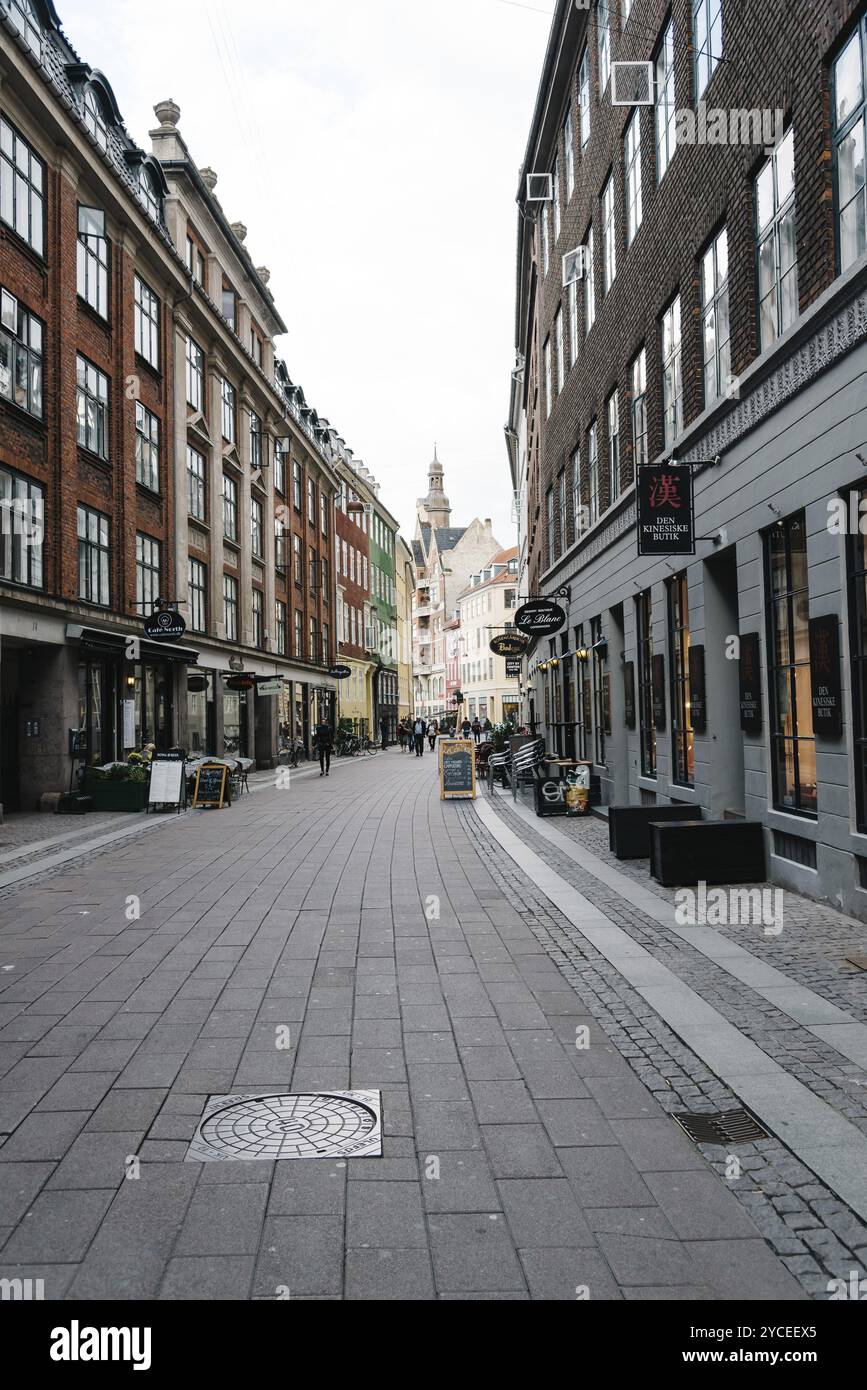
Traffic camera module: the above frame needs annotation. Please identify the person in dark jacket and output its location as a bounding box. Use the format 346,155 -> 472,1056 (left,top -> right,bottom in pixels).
413,716 -> 427,757
461,718 -> 472,739
313,720 -> 333,776
427,718 -> 439,752
380,716 -> 390,750
471,717 -> 483,745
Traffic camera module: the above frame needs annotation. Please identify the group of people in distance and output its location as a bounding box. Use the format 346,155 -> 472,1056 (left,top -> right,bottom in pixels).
398,714 -> 493,757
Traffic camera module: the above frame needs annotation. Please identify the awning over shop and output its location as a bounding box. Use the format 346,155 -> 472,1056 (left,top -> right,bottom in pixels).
66,624 -> 200,666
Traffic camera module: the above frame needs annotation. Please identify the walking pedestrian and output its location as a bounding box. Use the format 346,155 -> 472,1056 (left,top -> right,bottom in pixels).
313,719 -> 333,776
413,715 -> 427,757
461,717 -> 472,740
380,715 -> 390,751
471,717 -> 482,745
427,718 -> 438,752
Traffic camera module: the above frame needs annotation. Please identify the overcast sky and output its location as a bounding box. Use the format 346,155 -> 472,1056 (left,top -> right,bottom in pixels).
58,0 -> 553,548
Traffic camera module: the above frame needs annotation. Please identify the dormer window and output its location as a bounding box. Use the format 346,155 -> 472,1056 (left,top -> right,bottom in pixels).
8,0 -> 42,56
83,87 -> 109,153
138,165 -> 160,222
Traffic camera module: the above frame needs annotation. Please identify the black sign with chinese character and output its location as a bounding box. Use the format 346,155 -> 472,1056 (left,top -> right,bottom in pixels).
652,654 -> 666,729
689,645 -> 707,732
739,633 -> 762,735
637,464 -> 695,556
809,615 -> 843,738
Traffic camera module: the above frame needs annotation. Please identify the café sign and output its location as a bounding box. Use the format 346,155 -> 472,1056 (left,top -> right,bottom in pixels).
490,632 -> 530,658
514,599 -> 566,636
637,464 -> 695,556
143,608 -> 187,641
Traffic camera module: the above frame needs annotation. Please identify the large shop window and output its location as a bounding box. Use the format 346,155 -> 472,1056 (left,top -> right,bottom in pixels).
833,18 -> 867,273
134,661 -> 171,752
187,670 -> 215,756
765,511 -> 816,815
636,590 -> 656,777
1,285 -> 43,417
223,688 -> 248,757
669,573 -> 694,786
847,490 -> 867,831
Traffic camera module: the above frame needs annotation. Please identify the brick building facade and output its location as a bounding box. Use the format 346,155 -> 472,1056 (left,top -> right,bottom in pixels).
509,0 -> 867,916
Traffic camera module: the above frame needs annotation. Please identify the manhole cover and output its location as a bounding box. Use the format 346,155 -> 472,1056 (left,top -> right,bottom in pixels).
672,1109 -> 769,1145
186,1090 -> 382,1162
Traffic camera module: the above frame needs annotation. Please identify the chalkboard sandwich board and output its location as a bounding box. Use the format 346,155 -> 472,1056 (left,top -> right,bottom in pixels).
439,739 -> 476,801
192,762 -> 231,810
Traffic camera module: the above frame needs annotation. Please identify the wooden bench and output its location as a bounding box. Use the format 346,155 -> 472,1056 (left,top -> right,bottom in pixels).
609,803 -> 702,859
649,819 -> 766,887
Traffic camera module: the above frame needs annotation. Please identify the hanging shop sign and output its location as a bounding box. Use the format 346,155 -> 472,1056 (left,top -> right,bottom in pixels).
225,675 -> 256,692
652,654 -> 667,730
514,599 -> 566,636
143,608 -> 187,641
808,615 -> 843,738
689,645 -> 707,732
187,674 -> 208,694
439,739 -> 476,801
192,762 -> 230,810
623,661 -> 636,728
256,680 -> 283,697
738,633 -> 763,734
329,665 -> 352,680
505,656 -> 523,679
490,632 -> 530,658
636,464 -> 695,556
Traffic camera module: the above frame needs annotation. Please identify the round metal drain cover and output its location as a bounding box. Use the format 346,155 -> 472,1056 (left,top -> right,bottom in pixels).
186,1090 -> 382,1162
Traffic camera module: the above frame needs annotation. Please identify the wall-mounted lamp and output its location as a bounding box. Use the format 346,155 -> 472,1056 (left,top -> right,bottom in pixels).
125,675 -> 136,690
576,647 -> 589,662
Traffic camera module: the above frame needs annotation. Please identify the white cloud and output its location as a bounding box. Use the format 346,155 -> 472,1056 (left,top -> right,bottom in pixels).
57,0 -> 550,547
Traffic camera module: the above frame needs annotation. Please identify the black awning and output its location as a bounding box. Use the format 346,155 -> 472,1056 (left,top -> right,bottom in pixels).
69,625 -> 199,666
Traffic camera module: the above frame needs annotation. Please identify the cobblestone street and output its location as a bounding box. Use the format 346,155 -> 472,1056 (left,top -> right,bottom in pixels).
0,751 -> 864,1299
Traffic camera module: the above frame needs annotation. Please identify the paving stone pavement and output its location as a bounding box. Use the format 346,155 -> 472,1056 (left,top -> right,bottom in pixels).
0,749 -> 850,1299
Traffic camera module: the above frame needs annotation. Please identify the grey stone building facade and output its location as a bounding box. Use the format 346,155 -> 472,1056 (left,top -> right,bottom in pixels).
508,0 -> 867,918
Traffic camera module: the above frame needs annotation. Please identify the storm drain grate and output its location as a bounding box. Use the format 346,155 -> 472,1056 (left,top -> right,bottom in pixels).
672,1109 -> 769,1145
186,1090 -> 382,1163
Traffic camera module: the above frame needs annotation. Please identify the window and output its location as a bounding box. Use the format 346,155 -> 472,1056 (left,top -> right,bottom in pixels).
185,336 -> 204,412
134,402 -> 159,491
221,283 -> 237,332
322,556 -> 329,603
274,440 -> 287,495
584,227 -> 595,333
579,47 -> 590,148
505,588 -> 516,609
624,110 -> 643,246
77,207 -> 109,318
592,615 -> 607,766
757,127 -> 798,350
321,492 -> 328,537
293,532 -> 302,585
0,116 -> 44,255
220,379 -> 236,444
134,276 -> 159,368
631,348 -> 648,470
700,228 -> 730,405
189,558 -> 206,633
655,21 -> 676,182
602,174 -> 616,292
834,23 -> 867,273
309,546 -> 319,592
135,533 -> 161,615
223,573 -> 239,641
222,473 -> 238,542
186,235 -> 205,285
8,0 -> 42,57
76,505 -> 109,606
622,0 -> 632,23
669,574 -> 694,786
847,488 -> 867,830
636,589 -> 656,776
309,616 -> 319,663
567,279 -> 578,367
571,448 -> 585,539
546,486 -> 555,566
0,465 -> 43,587
555,306 -> 565,392
564,105 -> 575,200
0,287 -> 42,417
250,496 -> 263,558
293,459 -> 302,510
275,513 -> 287,569
693,0 -> 723,102
252,589 -> 264,648
544,336 -> 552,417
607,390 -> 620,504
767,512 -> 815,814
138,166 -> 161,222
276,599 -> 287,656
76,355 -> 109,459
552,157 -> 561,242
249,410 -> 262,469
250,330 -> 263,368
308,477 -> 316,525
322,623 -> 329,667
661,295 -> 683,450
541,204 -> 549,275
587,422 -> 599,526
187,445 -> 205,520
294,608 -> 303,658
559,470 -> 567,555
598,0 -> 611,95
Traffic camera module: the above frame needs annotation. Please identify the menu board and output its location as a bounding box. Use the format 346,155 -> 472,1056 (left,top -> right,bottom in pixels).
439,739 -> 476,801
192,763 -> 230,809
148,759 -> 185,808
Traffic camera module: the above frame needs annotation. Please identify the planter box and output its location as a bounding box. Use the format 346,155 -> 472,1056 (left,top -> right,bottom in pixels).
609,803 -> 702,859
83,776 -> 149,813
649,820 -> 765,887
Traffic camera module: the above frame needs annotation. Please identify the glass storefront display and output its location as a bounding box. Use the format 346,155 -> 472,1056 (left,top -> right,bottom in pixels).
187,671 -> 215,755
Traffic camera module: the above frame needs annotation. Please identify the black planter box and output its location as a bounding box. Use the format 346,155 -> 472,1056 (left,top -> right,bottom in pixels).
609,803 -> 702,859
57,794 -> 94,816
649,820 -> 766,887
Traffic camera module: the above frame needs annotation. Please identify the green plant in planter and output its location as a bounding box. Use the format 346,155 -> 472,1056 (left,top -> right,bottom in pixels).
127,766 -> 148,783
